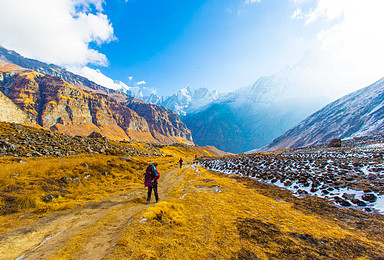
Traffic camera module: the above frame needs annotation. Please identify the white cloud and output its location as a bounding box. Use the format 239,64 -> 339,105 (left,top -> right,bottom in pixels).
136,81 -> 146,85
291,8 -> 303,19
0,0 -> 115,67
295,0 -> 384,96
245,0 -> 261,4
128,76 -> 133,81
70,66 -> 131,90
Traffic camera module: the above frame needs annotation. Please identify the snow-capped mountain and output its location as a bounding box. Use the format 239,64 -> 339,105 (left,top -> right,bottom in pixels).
144,86 -> 221,116
183,63 -> 334,153
262,77 -> 384,151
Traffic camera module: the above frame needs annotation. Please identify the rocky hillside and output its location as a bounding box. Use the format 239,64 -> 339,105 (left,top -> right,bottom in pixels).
0,121 -> 164,158
126,99 -> 192,144
263,77 -> 384,151
0,60 -> 193,144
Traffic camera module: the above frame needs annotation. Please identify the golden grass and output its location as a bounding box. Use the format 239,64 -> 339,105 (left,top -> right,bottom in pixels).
159,145 -> 217,160
0,154 -> 158,233
0,148 -> 187,233
110,166 -> 384,259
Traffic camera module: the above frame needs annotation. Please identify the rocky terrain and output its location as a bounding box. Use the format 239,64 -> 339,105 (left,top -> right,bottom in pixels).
0,121 -> 163,158
198,137 -> 384,214
0,59 -> 193,145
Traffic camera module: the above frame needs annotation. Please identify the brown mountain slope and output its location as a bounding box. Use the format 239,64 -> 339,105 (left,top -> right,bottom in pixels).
0,60 -> 192,144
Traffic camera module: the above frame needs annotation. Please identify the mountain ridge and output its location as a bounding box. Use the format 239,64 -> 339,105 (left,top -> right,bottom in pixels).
0,59 -> 193,144
182,66 -> 330,153
262,77 -> 384,151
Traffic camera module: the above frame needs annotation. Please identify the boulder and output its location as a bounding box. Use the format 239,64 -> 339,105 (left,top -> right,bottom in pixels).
72,177 -> 82,184
351,198 -> 367,206
362,193 -> 377,203
43,194 -> 59,202
88,132 -> 103,138
328,138 -> 341,148
333,196 -> 351,207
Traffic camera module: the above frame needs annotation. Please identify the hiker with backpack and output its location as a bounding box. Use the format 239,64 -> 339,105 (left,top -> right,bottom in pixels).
144,163 -> 160,203
179,158 -> 183,168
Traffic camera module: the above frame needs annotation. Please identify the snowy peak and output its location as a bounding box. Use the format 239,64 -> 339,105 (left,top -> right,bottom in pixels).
144,86 -> 221,116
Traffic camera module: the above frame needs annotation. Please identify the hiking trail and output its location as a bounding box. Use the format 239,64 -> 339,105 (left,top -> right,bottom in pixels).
0,165 -> 189,260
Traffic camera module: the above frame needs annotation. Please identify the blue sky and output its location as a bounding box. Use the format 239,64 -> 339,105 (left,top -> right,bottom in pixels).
1,0 -> 384,97
99,0 -> 313,94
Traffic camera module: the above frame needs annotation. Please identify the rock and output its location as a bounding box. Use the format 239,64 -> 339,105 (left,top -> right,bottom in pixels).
351,198 -> 367,206
297,189 -> 308,196
60,176 -> 69,184
333,196 -> 351,207
87,132 -> 103,138
102,171 -> 109,176
201,179 -> 215,183
120,156 -> 132,162
83,174 -> 92,180
328,138 -> 342,148
342,193 -> 355,200
310,187 -> 319,193
43,194 -> 59,202
72,177 -> 82,184
362,193 -> 377,203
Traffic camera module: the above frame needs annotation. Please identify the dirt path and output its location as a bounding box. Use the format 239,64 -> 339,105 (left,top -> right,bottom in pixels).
0,165 -> 188,260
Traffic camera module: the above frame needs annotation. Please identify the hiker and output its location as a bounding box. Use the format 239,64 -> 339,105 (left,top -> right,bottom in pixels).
144,163 -> 160,203
179,158 -> 183,168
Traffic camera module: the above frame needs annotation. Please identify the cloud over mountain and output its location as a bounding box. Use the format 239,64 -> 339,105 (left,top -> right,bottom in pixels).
0,0 -> 115,67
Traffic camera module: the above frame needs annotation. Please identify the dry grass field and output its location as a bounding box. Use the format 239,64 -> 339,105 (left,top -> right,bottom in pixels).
0,123 -> 383,259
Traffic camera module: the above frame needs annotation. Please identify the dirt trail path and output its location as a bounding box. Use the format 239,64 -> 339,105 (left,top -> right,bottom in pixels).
0,165 -> 189,260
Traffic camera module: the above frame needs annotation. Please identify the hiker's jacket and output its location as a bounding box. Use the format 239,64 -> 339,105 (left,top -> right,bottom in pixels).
144,165 -> 160,187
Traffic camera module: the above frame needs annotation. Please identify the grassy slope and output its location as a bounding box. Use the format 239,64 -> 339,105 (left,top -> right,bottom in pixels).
0,145 -> 217,234
0,144 -> 383,259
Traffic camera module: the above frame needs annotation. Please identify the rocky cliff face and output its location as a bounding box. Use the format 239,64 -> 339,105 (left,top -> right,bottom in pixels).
0,60 -> 192,144
0,88 -> 34,124
263,77 -> 384,151
126,99 -> 193,144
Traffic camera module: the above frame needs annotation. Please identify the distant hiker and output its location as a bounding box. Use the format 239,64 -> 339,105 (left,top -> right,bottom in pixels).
144,163 -> 160,203
195,154 -> 197,159
179,158 -> 183,168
